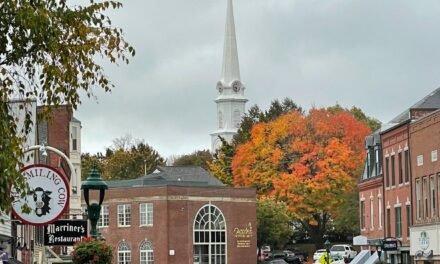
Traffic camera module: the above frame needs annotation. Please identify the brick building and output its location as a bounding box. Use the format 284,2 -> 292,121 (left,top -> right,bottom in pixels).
357,88 -> 440,264
409,109 -> 440,263
88,166 -> 257,264
381,121 -> 412,263
8,104 -> 82,264
358,131 -> 384,247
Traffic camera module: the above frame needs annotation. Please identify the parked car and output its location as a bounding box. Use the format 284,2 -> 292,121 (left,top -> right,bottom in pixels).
313,249 -> 327,262
264,259 -> 288,264
288,247 -> 309,261
265,250 -> 302,264
330,244 -> 357,260
285,246 -> 308,261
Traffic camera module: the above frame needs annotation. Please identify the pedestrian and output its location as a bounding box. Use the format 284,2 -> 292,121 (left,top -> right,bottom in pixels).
0,247 -> 9,264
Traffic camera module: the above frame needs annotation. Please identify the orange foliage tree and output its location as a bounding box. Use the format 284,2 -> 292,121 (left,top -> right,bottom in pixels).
232,108 -> 371,246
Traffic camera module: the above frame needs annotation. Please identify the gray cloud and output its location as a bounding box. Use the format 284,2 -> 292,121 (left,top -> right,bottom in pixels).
77,0 -> 440,158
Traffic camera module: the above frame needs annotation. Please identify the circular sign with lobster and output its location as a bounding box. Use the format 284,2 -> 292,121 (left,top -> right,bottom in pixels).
11,164 -> 70,226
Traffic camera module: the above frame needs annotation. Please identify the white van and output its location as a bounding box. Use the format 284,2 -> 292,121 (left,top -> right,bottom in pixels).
330,244 -> 357,260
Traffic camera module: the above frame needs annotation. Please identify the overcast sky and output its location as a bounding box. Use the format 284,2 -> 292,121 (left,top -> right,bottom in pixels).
76,0 -> 440,159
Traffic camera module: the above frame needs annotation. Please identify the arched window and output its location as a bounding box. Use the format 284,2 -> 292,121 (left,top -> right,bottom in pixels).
118,241 -> 131,264
140,240 -> 154,264
233,110 -> 241,128
193,204 -> 226,264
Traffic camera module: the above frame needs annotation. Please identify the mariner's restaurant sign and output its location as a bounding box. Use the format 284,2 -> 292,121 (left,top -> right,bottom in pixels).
44,220 -> 88,246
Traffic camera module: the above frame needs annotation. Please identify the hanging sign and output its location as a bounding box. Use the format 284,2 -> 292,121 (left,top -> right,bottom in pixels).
44,220 -> 87,246
11,164 -> 70,226
382,240 -> 398,251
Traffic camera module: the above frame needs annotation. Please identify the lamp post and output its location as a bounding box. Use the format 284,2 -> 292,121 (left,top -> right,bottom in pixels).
81,168 -> 108,239
324,239 -> 331,264
377,246 -> 382,262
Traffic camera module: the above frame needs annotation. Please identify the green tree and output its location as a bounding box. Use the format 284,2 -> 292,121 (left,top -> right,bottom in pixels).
327,104 -> 381,131
257,197 -> 292,252
208,137 -> 235,185
81,153 -> 104,180
172,150 -> 212,170
0,0 -> 134,213
234,98 -> 302,145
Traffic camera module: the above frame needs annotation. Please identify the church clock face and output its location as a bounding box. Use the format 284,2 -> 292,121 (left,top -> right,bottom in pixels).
231,80 -> 241,93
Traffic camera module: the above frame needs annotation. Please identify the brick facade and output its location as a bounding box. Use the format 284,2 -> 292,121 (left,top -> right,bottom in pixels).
88,185 -> 257,264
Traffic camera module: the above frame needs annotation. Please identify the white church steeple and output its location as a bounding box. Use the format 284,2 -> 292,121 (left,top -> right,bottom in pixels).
211,0 -> 248,153
221,0 -> 240,84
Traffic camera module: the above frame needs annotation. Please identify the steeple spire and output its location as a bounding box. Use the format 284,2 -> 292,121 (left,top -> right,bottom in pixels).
221,0 -> 240,84
211,0 -> 247,153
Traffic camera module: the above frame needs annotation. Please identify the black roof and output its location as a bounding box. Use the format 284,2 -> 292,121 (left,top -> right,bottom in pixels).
389,87 -> 440,123
106,166 -> 225,188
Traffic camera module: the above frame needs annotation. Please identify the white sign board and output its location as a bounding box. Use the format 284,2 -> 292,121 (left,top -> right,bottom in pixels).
11,164 -> 70,226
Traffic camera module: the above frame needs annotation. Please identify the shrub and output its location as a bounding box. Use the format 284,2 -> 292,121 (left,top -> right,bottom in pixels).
72,236 -> 113,264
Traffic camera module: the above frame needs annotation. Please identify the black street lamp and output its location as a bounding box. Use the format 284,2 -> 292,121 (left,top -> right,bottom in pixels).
377,246 -> 382,261
81,168 -> 108,239
324,239 -> 331,264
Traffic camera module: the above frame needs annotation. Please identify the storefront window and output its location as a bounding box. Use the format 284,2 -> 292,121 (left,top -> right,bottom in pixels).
193,204 -> 226,264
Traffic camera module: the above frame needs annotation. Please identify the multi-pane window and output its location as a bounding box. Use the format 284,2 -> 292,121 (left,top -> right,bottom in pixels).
118,241 -> 131,264
431,176 -> 436,218
404,150 -> 410,182
385,157 -> 390,187
370,199 -> 374,230
366,150 -> 372,177
118,204 -> 131,226
386,208 -> 391,237
360,201 -> 366,230
378,196 -> 383,229
406,204 -> 411,238
416,179 -> 421,219
140,203 -> 153,226
98,205 -> 109,227
423,177 -> 428,219
398,152 -> 403,184
395,206 -> 401,238
391,155 -> 396,186
71,126 -> 78,151
140,240 -> 154,264
193,204 -> 226,264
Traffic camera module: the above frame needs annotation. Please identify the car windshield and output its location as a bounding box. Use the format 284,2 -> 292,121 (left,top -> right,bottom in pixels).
331,246 -> 345,251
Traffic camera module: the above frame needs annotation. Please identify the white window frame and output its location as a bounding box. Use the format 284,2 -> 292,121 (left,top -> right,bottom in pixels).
432,150 -> 438,162
71,126 -> 78,151
417,155 -> 424,166
378,195 -> 383,229
140,240 -> 154,264
118,241 -> 131,264
118,204 -> 131,227
98,204 -> 109,228
394,206 -> 402,238
423,177 -> 428,219
140,203 -> 153,226
193,204 -> 227,264
416,179 -> 421,220
370,197 -> 374,230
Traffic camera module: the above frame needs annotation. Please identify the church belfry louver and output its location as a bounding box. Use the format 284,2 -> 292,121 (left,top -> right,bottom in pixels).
211,0 -> 248,152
